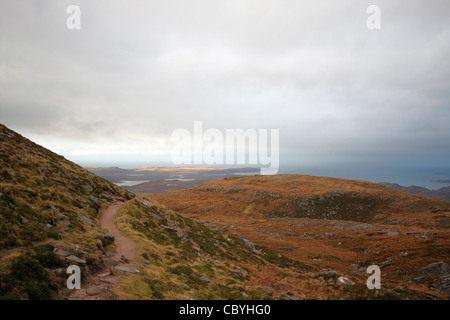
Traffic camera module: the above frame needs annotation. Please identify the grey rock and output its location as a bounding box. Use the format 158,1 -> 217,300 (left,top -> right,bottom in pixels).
53,248 -> 71,257
86,286 -> 109,296
434,277 -> 450,297
418,262 -> 450,277
241,238 -> 256,252
105,251 -> 116,257
21,216 -> 29,224
121,255 -> 132,262
386,232 -> 399,236
160,233 -> 169,239
77,212 -> 95,227
100,278 -> 119,285
46,224 -> 53,229
142,259 -> 152,265
181,284 -> 191,290
200,275 -> 212,285
317,270 -> 339,279
66,255 -> 87,264
336,276 -> 354,285
55,213 -> 66,221
231,269 -> 243,276
114,264 -> 140,274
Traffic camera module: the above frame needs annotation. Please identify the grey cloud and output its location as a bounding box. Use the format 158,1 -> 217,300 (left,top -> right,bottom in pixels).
0,0 -> 449,169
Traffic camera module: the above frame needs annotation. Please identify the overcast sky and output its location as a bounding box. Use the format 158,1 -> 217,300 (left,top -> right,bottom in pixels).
1,0 -> 449,176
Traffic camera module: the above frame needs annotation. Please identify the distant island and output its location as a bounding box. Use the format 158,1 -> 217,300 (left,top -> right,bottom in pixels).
379,182 -> 450,201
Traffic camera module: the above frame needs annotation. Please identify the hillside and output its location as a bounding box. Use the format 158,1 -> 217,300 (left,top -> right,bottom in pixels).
0,124 -> 134,299
2,123 -> 449,300
152,175 -> 450,299
0,124 -> 316,300
379,182 -> 450,202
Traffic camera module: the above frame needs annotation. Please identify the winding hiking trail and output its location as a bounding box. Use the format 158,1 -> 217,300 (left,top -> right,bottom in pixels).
68,201 -> 139,300
100,201 -> 137,259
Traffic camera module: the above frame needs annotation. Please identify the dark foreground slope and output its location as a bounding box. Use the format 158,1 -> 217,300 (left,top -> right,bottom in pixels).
0,124 -> 133,299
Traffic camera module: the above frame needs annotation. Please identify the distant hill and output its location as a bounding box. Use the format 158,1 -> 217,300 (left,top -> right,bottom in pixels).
379,182 -> 450,202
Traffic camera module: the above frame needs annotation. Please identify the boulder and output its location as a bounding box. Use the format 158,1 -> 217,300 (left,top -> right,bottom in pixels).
121,255 -> 132,262
200,275 -> 212,286
434,277 -> 450,297
66,255 -> 87,264
54,248 -> 71,257
418,262 -> 450,278
142,259 -> 152,265
241,238 -> 256,252
114,265 -> 140,274
336,277 -> 354,285
77,212 -> 95,227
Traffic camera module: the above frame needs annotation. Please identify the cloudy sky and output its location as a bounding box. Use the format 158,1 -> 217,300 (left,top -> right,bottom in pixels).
1,1 -> 449,184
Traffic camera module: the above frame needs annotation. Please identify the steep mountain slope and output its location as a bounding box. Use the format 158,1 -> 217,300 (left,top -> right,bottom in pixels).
0,124 -> 133,299
152,175 -> 450,299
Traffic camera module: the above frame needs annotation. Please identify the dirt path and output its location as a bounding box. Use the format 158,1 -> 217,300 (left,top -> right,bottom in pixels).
100,201 -> 137,259
68,201 -> 139,300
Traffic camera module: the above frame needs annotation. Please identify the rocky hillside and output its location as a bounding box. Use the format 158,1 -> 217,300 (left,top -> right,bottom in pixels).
0,124 -> 135,299
152,175 -> 450,299
0,124 -> 316,300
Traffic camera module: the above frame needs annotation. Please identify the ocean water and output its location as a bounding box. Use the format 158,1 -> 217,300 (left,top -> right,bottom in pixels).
278,165 -> 450,190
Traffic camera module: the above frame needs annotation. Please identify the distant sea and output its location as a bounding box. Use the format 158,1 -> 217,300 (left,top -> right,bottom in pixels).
78,160 -> 450,191
279,165 -> 450,190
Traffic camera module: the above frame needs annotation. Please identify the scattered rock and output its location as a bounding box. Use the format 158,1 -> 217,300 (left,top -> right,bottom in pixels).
242,292 -> 249,298
100,278 -> 119,285
160,233 -> 169,240
121,255 -> 132,263
241,238 -> 256,252
77,212 -> 95,227
418,262 -> 450,278
66,255 -> 87,264
386,232 -> 399,236
434,277 -> 450,297
199,275 -> 212,286
21,216 -> 29,225
105,251 -> 116,257
86,286 -> 109,296
142,259 -> 152,265
114,264 -> 140,274
54,248 -> 71,257
399,252 -> 408,257
97,272 -> 111,278
231,269 -> 243,276
55,213 -> 66,221
46,224 -> 53,229
381,256 -> 394,268
181,284 -> 191,290
336,277 -> 354,285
